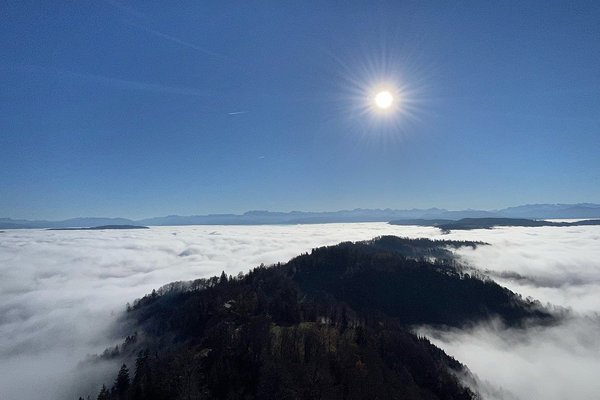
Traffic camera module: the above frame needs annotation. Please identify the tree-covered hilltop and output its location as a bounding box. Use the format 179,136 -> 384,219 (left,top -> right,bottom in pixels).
86,236 -> 551,400
435,218 -> 600,231
389,217 -> 600,232
286,237 -> 548,326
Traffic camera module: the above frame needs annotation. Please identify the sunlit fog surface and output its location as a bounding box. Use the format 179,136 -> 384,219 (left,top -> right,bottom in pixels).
0,223 -> 599,400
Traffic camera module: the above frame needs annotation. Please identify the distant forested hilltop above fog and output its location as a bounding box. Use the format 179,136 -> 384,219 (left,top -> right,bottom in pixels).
390,217 -> 600,232
84,236 -> 552,400
2,203 -> 600,229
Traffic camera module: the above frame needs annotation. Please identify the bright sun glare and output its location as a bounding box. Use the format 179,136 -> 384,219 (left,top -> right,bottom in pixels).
374,90 -> 393,109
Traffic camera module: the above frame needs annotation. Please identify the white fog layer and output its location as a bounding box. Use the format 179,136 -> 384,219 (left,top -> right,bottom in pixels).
0,223 -> 599,399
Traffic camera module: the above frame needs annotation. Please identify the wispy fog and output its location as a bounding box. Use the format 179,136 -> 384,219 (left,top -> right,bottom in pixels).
0,223 -> 599,399
420,225 -> 600,400
449,226 -> 600,313
419,316 -> 600,400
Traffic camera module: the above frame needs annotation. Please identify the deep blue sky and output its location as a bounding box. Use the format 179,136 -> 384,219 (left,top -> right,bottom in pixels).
1,1 -> 599,219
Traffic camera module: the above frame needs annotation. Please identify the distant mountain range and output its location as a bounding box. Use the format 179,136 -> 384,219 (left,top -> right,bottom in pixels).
2,203 -> 600,229
47,225 -> 149,231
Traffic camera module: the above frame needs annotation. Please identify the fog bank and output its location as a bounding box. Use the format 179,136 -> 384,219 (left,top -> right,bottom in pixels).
1,223 -> 599,399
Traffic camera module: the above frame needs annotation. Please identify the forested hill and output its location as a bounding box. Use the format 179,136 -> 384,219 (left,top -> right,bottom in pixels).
389,217 -> 600,232
286,237 -> 548,326
86,236 -> 551,400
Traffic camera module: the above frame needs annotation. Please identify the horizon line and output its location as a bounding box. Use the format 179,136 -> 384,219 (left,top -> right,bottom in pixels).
2,202 -> 600,222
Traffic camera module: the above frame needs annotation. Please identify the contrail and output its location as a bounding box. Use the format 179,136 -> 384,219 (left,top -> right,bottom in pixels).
104,0 -> 219,57
124,20 -> 220,57
103,0 -> 149,21
227,111 -> 247,115
21,64 -> 211,97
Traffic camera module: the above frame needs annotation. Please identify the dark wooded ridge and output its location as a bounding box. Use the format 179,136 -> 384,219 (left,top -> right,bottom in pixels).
85,236 -> 551,400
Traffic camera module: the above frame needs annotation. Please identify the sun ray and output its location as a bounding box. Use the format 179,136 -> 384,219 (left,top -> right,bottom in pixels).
326,40 -> 430,147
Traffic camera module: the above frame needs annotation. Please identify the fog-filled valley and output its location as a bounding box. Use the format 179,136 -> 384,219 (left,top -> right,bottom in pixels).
1,223 -> 599,399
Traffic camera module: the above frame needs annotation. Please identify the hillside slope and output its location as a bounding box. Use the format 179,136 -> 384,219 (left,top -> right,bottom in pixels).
86,237 -> 551,400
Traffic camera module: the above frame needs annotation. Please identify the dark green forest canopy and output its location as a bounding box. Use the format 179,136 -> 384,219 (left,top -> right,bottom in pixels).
88,236 -> 552,400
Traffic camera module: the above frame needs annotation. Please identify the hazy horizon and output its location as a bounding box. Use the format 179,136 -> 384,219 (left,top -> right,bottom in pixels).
3,201 -> 600,222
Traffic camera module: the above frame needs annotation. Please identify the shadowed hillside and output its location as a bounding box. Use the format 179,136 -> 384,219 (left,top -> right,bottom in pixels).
85,236 -> 551,400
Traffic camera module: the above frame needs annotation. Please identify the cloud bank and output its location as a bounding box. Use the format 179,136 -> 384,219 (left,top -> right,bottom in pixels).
0,223 -> 599,399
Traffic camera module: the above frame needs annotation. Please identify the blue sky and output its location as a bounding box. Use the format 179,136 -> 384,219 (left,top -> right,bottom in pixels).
1,1 -> 599,219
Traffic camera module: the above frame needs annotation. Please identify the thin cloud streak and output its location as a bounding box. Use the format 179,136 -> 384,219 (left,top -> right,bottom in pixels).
123,20 -> 220,57
103,0 -> 150,22
19,64 -> 212,97
104,0 -> 219,57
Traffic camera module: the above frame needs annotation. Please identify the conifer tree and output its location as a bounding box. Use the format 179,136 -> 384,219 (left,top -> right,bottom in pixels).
97,385 -> 109,400
115,364 -> 130,396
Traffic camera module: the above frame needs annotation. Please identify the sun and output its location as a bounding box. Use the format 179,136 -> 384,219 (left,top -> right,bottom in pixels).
332,49 -> 426,139
374,90 -> 393,109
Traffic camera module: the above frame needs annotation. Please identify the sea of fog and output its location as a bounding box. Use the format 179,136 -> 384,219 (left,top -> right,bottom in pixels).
0,223 -> 599,400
